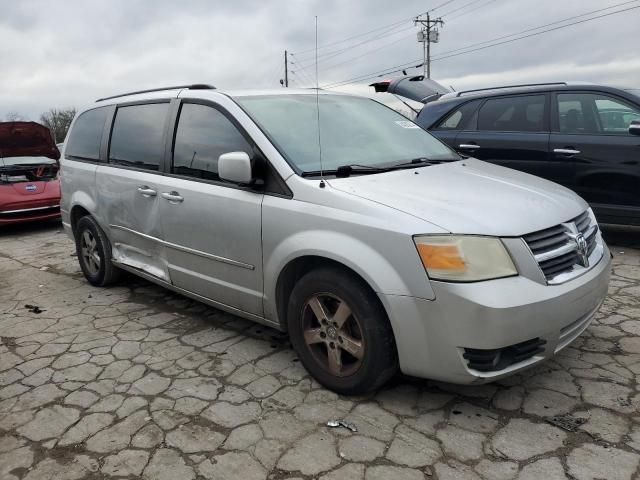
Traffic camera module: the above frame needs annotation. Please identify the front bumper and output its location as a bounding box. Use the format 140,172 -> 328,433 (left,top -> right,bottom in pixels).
380,242 -> 611,384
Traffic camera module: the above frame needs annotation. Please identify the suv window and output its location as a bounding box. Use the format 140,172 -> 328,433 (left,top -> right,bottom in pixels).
109,103 -> 169,171
478,95 -> 546,132
65,107 -> 109,160
435,100 -> 481,130
557,93 -> 640,134
172,103 -> 251,181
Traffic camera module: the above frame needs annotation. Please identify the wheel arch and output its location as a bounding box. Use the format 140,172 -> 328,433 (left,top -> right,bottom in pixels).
68,191 -> 98,236
265,230 -> 434,331
274,255 -> 383,332
70,204 -> 91,235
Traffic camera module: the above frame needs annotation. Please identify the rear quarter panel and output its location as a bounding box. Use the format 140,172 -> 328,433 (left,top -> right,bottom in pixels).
60,158 -> 98,236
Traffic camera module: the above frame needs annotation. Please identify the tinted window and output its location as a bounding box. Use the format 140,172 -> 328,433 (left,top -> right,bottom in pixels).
172,103 -> 251,180
595,97 -> 640,134
109,103 -> 169,171
478,95 -> 545,132
65,107 -> 108,160
440,111 -> 462,129
435,100 -> 480,130
557,93 -> 640,135
557,95 -> 587,133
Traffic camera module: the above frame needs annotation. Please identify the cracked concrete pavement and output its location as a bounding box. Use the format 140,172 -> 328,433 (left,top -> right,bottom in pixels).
1,222 -> 639,480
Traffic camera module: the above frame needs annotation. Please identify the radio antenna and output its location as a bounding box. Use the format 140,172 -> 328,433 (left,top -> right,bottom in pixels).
315,15 -> 325,188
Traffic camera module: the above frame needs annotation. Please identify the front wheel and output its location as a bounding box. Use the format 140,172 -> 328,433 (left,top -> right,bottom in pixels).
75,216 -> 121,287
288,267 -> 398,395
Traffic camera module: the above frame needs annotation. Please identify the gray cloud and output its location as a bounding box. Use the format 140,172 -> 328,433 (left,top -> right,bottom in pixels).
1,0 -> 637,121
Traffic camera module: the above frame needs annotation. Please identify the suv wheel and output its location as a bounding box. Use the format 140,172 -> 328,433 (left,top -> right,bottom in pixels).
288,267 -> 398,394
75,216 -> 121,286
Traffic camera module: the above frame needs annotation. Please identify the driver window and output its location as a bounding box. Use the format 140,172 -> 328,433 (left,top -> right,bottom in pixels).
173,103 -> 251,180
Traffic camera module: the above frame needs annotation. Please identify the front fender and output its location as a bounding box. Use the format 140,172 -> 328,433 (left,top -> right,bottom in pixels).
264,229 -> 435,322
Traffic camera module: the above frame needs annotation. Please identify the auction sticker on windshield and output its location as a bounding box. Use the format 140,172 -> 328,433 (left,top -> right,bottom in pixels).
395,120 -> 420,128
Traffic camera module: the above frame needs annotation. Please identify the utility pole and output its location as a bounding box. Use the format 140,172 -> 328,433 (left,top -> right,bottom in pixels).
415,13 -> 443,79
283,50 -> 289,88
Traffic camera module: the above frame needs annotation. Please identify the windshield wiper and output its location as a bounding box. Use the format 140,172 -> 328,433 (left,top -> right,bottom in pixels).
385,158 -> 441,170
301,164 -> 390,178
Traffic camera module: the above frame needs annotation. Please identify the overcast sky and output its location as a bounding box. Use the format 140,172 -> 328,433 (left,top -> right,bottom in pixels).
1,0 -> 638,120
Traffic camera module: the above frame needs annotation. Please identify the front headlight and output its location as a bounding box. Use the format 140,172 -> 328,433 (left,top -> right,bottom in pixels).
414,235 -> 517,282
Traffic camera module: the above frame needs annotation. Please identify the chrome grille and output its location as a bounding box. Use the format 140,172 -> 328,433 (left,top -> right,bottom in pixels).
523,210 -> 599,283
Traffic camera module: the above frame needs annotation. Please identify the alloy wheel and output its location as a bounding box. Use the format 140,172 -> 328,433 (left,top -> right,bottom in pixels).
301,293 -> 365,377
81,230 -> 101,276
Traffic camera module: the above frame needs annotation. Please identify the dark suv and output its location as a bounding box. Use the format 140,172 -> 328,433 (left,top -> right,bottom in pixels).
372,78 -> 640,226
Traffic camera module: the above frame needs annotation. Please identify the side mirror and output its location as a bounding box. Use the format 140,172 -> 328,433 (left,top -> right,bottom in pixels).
629,120 -> 640,136
218,151 -> 252,184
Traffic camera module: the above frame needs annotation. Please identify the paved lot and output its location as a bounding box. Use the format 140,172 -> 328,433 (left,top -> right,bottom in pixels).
0,222 -> 639,480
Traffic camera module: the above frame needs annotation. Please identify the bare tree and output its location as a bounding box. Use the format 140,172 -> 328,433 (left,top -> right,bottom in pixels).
39,107 -> 76,143
5,111 -> 26,122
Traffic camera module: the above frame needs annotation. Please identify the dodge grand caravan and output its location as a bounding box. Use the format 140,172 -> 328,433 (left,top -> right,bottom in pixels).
60,84 -> 611,394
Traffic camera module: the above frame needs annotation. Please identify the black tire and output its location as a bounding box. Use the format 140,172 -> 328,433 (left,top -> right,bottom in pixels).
75,216 -> 121,287
288,267 -> 398,395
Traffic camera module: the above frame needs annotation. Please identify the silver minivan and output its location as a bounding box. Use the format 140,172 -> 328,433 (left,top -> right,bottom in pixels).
61,84 -> 611,394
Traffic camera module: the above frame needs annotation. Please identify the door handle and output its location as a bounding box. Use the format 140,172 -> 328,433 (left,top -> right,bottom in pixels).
161,191 -> 184,203
554,148 -> 581,156
137,186 -> 157,197
458,144 -> 481,150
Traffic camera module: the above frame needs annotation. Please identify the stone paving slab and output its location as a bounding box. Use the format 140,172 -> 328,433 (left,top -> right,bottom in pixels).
0,222 -> 639,480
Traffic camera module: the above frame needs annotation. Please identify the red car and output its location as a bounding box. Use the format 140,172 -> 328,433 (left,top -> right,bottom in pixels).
0,122 -> 61,226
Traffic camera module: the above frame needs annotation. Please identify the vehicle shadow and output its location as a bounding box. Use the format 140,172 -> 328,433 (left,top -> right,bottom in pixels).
0,219 -> 62,238
600,224 -> 640,250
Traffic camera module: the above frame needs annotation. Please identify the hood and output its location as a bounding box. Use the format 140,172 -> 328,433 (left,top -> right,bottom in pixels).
370,75 -> 451,104
0,122 -> 60,161
327,159 -> 587,236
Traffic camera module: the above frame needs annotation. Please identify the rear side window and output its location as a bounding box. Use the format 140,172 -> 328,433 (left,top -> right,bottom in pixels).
435,100 -> 480,130
172,103 -> 251,181
478,95 -> 546,132
65,107 -> 109,160
557,92 -> 640,134
109,103 -> 169,171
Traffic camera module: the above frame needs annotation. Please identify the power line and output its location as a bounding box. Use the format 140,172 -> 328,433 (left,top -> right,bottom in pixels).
291,24 -> 413,69
322,2 -> 639,88
432,2 -> 640,61
426,0 -> 458,13
290,0 -> 457,57
291,67 -> 315,87
307,30 -> 419,76
291,1 -> 496,77
439,0 -> 490,18
446,0 -> 500,21
291,22 -> 411,62
434,0 -> 639,58
291,17 -> 411,56
292,25 -> 415,72
322,60 -> 425,89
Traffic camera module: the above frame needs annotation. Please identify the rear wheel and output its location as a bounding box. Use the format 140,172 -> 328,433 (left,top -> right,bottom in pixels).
75,216 -> 121,286
288,267 -> 397,395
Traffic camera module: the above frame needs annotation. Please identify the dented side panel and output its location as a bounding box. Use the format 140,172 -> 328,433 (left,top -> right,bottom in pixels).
95,165 -> 170,282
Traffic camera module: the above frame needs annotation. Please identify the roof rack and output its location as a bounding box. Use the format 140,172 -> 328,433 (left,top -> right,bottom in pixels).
96,84 -> 216,102
453,82 -> 568,97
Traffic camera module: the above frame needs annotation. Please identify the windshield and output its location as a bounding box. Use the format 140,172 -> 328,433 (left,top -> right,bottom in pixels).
235,94 -> 459,174
0,156 -> 57,167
